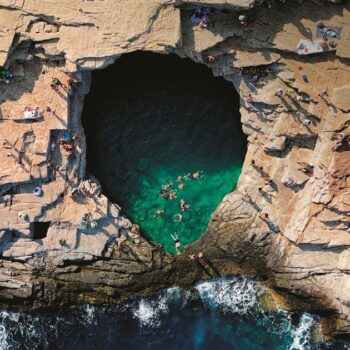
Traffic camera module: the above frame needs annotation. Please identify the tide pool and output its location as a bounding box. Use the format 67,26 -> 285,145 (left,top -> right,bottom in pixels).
82,52 -> 245,252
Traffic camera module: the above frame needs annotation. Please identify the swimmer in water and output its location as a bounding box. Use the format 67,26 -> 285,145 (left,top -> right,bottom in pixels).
184,173 -> 192,180
177,176 -> 183,183
161,181 -> 173,192
192,170 -> 202,179
178,183 -> 185,190
173,213 -> 183,222
180,198 -> 189,211
170,233 -> 181,253
154,209 -> 165,218
169,191 -> 177,200
159,189 -> 169,198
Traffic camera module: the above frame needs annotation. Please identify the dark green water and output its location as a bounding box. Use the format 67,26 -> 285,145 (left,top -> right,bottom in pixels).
82,52 -> 245,253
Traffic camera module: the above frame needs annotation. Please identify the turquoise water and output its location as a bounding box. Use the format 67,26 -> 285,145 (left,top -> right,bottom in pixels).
82,52 -> 245,253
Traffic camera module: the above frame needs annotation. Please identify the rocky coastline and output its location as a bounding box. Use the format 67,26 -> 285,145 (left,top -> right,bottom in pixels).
0,0 -> 350,340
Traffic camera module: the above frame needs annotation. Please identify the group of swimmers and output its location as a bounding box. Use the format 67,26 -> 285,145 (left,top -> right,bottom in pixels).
155,170 -> 202,215
154,170 -> 203,252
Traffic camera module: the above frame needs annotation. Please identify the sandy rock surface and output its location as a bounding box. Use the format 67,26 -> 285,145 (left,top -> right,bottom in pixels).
0,0 -> 350,338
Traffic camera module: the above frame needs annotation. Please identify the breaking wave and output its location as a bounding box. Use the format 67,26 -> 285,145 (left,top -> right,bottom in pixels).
289,313 -> 317,350
0,276 -> 347,349
195,276 -> 258,314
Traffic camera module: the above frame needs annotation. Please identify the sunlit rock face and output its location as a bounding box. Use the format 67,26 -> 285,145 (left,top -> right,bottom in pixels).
82,52 -> 245,253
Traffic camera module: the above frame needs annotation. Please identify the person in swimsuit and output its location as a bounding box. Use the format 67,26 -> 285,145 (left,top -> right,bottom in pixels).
171,233 -> 182,253
154,209 -> 165,218
173,213 -> 183,222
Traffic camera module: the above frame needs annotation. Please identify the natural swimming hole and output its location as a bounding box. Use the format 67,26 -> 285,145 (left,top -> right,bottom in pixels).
82,52 -> 246,253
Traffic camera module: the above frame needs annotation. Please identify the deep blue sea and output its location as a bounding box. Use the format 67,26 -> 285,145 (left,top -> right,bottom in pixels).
0,276 -> 349,350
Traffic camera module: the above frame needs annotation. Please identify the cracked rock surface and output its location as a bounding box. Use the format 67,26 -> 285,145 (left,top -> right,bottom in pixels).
0,0 -> 350,339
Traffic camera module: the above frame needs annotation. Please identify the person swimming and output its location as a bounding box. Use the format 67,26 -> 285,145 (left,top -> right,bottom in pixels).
173,213 -> 183,222
178,183 -> 185,190
170,233 -> 181,253
169,191 -> 177,200
159,189 -> 169,199
192,171 -> 202,179
160,181 -> 174,199
162,181 -> 173,191
184,170 -> 203,180
154,209 -> 165,218
180,198 -> 189,211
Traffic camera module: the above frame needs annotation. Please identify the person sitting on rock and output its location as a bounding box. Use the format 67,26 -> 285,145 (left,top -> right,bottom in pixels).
262,173 -> 273,185
332,138 -> 345,151
207,55 -> 216,62
258,212 -> 269,221
62,143 -> 74,158
275,88 -> 284,97
318,90 -> 328,99
246,94 -> 255,104
70,187 -> 80,198
51,77 -> 62,91
199,14 -> 209,28
334,132 -> 345,142
297,162 -> 314,176
33,186 -> 43,197
239,14 -> 248,27
282,177 -> 295,188
250,159 -> 256,167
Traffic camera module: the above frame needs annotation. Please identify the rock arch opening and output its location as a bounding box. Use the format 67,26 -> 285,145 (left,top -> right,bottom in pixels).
81,52 -> 246,253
